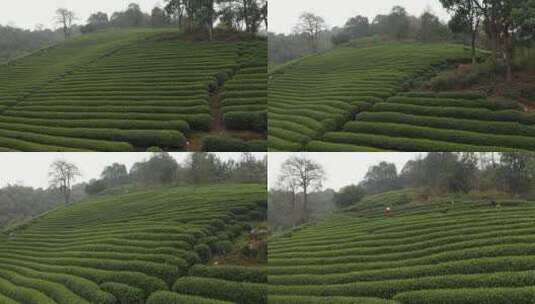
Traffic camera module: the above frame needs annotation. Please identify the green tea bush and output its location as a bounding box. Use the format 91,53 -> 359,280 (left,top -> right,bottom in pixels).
100,282 -> 144,304
173,277 -> 267,304
147,291 -> 233,304
190,265 -> 267,283
194,244 -> 212,263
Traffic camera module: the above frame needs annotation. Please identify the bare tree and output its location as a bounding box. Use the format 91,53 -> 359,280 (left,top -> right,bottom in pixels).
278,155 -> 326,223
294,12 -> 327,52
55,8 -> 77,39
48,160 -> 81,205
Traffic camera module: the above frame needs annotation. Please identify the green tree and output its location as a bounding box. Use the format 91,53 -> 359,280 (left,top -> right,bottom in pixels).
151,7 -> 170,26
419,11 -> 450,42
101,163 -> 128,186
334,185 -> 365,208
498,152 -> 535,195
131,152 -> 178,184
361,162 -> 400,194
388,6 -> 411,40
440,0 -> 482,64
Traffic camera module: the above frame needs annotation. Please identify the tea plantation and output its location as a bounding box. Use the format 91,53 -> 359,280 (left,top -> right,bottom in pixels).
0,184 -> 267,303
269,41 -> 535,152
0,29 -> 267,151
268,193 -> 535,303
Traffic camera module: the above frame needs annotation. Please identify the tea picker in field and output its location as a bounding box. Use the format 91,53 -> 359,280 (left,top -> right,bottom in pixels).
384,207 -> 393,217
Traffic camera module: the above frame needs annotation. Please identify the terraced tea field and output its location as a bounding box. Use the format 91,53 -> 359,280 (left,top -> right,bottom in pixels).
268,197 -> 535,303
268,42 -> 474,151
315,91 -> 535,151
0,184 -> 267,304
222,40 -> 267,134
0,29 -> 267,151
269,41 -> 535,152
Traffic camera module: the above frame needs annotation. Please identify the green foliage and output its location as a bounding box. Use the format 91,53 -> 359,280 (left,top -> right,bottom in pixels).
0,184 -> 266,303
334,185 -> 365,208
268,203 -> 535,302
85,179 -> 108,195
147,291 -> 233,304
269,41 -> 473,151
202,136 -> 266,152
394,287 -> 535,304
172,277 -> 267,304
100,282 -> 144,304
0,29 -> 266,150
194,244 -> 212,263
190,265 -> 267,283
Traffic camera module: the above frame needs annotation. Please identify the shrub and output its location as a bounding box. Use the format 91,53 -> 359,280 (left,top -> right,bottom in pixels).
194,244 -> 212,263
147,291 -> 232,304
100,282 -> 144,304
214,240 -> 233,255
172,277 -> 267,304
394,287 -> 535,304
201,136 -> 265,152
223,111 -> 267,133
334,185 -> 365,208
342,121 -> 535,150
85,180 -> 108,195
189,265 -> 267,283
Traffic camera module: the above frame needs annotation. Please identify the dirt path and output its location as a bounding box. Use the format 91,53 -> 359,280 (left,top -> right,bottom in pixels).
210,90 -> 225,133
185,86 -> 265,151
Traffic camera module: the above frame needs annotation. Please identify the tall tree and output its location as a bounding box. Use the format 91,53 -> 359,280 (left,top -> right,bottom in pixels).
440,0 -> 483,64
101,163 -> 128,186
131,152 -> 178,184
55,8 -> 76,39
388,6 -> 411,40
87,12 -> 109,27
151,7 -> 170,26
360,162 -> 400,194
498,152 -> 535,195
278,155 -> 326,223
48,160 -> 81,205
294,12 -> 327,52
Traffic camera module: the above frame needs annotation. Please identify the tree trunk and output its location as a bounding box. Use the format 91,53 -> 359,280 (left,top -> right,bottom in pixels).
243,0 -> 249,32
208,23 -> 213,41
208,0 -> 214,41
291,191 -> 296,226
302,185 -> 308,223
504,32 -> 514,83
471,29 -> 477,65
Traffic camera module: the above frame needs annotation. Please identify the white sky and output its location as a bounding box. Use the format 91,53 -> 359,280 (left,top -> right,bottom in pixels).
0,153 -> 266,189
268,153 -> 426,191
269,0 -> 451,34
1,0 -> 163,30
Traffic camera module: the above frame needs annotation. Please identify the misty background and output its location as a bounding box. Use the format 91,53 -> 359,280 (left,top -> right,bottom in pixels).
269,0 -> 450,34
1,0 -> 163,30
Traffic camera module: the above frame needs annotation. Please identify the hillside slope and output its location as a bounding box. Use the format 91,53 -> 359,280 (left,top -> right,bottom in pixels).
269,40 -> 535,152
0,184 -> 267,304
268,193 -> 535,303
0,29 -> 266,152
